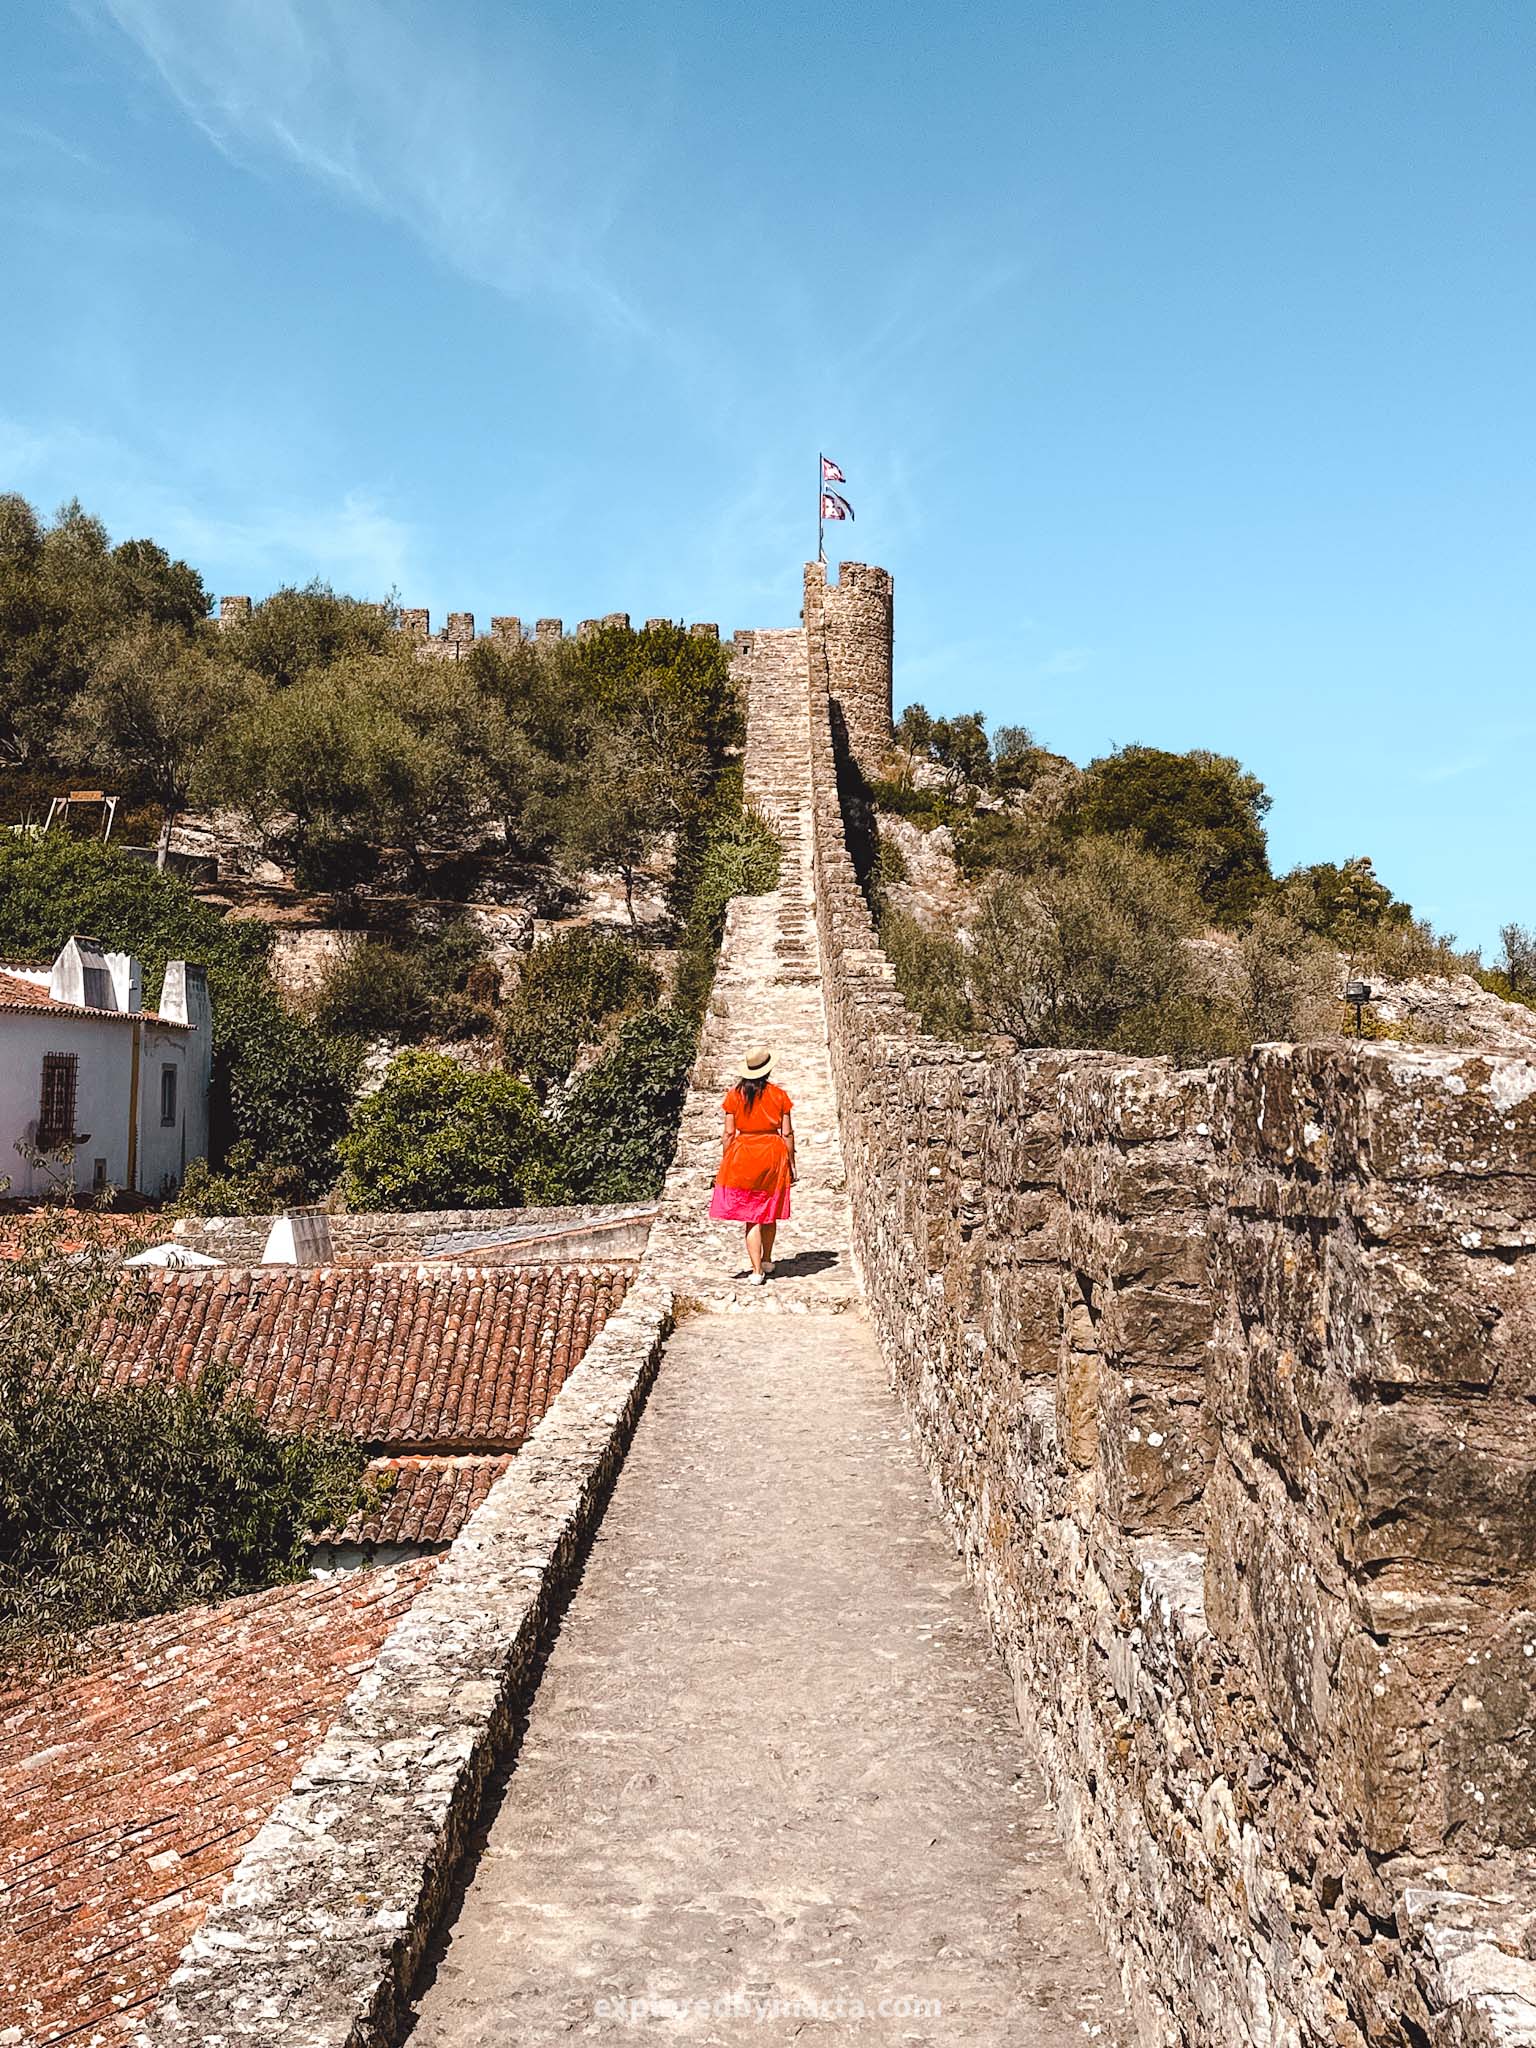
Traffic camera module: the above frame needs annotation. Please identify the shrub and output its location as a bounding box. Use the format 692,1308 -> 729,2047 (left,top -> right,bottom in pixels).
879,908 -> 976,1041
872,837 -> 909,889
311,937 -> 431,1041
1230,903 -> 1340,1044
168,1144 -> 309,1218
0,1212 -> 370,1666
868,776 -> 952,829
671,802 -> 782,1015
502,927 -> 663,1095
336,1049 -> 553,1210
952,808 -> 1058,879
970,836 -> 1205,1052
1363,915 -> 1474,980
552,1009 -> 699,1201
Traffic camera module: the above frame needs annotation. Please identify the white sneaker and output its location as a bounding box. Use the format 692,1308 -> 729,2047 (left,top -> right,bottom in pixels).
747,1272 -> 766,1287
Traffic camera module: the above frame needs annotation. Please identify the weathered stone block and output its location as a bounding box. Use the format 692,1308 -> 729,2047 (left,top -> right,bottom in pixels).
1097,1367 -> 1210,1531
1352,1398 -> 1536,1572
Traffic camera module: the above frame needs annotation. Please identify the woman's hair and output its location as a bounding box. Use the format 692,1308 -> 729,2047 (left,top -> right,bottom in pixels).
738,1074 -> 768,1112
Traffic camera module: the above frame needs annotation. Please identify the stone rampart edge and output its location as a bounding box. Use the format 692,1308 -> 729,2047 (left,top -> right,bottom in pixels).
136,1280 -> 673,2046
800,586 -> 1536,2048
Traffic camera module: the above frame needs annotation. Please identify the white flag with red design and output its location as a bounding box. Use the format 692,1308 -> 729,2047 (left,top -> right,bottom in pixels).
821,456 -> 846,483
821,489 -> 854,522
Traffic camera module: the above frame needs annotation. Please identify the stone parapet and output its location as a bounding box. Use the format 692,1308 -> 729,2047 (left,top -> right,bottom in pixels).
169,1202 -> 656,1269
805,651 -> 1536,2047
142,1279 -> 674,2045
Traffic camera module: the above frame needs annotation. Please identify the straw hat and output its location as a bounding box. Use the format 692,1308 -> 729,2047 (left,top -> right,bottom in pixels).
739,1046 -> 775,1080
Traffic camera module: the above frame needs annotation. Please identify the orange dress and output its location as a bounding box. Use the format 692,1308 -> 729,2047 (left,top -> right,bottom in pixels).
708,1082 -> 793,1224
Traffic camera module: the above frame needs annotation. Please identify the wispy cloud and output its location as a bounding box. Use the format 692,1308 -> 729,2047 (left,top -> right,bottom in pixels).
1038,647 -> 1093,677
91,0 -> 659,338
1410,753 -> 1484,787
0,413 -> 414,597
0,116 -> 100,171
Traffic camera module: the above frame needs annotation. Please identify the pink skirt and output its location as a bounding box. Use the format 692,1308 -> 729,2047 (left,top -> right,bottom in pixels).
709,1184 -> 792,1224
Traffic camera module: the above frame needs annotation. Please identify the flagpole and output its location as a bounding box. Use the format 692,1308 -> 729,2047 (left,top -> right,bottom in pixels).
817,451 -> 824,564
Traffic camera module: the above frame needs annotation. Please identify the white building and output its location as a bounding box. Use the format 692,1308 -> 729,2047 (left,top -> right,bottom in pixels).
0,936 -> 212,1199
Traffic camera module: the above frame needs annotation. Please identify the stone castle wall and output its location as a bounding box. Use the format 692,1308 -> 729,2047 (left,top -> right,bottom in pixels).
216,593 -> 739,660
804,569 -> 1536,2046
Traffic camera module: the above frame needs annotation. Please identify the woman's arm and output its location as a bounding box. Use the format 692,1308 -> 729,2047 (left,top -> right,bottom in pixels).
782,1109 -> 797,1179
720,1110 -> 737,1164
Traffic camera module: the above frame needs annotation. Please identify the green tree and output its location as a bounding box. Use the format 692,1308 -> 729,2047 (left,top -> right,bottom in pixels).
1068,745 -> 1273,925
0,835 -> 357,1192
550,623 -> 741,914
0,1212 -> 370,1666
501,926 -> 662,1096
1500,923 -> 1536,997
336,1050 -> 553,1209
201,652 -> 498,881
892,702 -> 935,789
558,619 -> 742,780
557,722 -> 667,923
216,579 -> 397,689
0,494 -> 208,768
929,711 -> 993,798
970,835 -> 1205,1051
69,621 -> 252,864
1280,856 -> 1410,948
552,1009 -> 698,1200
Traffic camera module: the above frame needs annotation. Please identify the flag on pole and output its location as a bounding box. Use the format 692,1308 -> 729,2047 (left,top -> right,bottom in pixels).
821,456 -> 846,484
821,489 -> 854,522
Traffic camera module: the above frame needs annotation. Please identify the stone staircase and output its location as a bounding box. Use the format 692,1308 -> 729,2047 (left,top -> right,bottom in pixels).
646,628 -> 858,1313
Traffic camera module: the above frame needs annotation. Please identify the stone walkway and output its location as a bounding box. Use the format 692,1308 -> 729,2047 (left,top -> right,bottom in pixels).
405,625 -> 1126,2044
406,1314 -> 1127,2045
646,628 -> 860,1316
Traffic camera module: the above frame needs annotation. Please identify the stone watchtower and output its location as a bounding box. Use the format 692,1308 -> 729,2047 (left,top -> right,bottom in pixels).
804,561 -> 894,778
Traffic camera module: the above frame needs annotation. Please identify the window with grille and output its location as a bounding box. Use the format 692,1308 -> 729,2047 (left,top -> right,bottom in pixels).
160,1063 -> 178,1126
38,1053 -> 78,1148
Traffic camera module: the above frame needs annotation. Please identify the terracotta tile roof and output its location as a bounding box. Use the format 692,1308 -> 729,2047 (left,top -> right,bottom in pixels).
0,1212 -> 158,1262
0,1561 -> 433,2045
0,968 -> 193,1027
326,1453 -> 516,1549
97,1260 -> 635,1453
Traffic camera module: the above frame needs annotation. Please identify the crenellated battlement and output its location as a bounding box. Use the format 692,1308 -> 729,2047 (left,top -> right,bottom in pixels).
217,593 -> 735,657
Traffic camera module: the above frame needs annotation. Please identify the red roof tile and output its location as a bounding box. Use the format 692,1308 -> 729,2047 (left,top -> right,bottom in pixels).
0,1561 -> 432,2044
325,1453 -> 516,1548
97,1263 -> 635,1453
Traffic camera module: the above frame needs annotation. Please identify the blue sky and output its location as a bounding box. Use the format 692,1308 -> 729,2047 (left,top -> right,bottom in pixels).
2,2 -> 1533,953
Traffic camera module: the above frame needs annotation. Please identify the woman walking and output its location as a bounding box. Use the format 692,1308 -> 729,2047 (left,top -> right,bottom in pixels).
709,1047 -> 796,1283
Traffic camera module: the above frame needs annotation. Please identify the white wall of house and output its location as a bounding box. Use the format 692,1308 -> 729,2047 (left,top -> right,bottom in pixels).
0,1011 -> 136,1198
1,942 -> 213,1199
